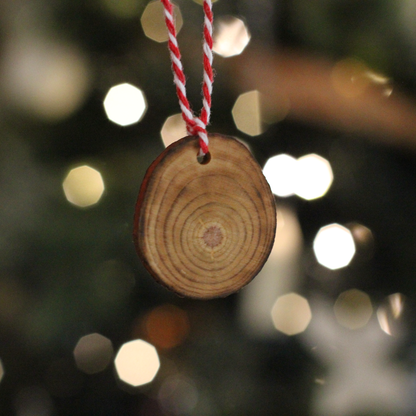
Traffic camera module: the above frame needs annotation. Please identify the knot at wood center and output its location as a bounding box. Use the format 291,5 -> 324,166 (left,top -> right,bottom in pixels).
203,226 -> 223,248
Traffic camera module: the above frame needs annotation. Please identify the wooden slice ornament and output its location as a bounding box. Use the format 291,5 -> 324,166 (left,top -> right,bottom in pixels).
133,0 -> 276,298
133,134 -> 276,299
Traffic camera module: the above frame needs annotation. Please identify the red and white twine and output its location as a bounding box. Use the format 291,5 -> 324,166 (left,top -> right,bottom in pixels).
161,0 -> 214,156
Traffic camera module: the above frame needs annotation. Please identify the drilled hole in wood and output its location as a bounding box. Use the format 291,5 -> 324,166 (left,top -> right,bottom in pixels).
197,151 -> 211,165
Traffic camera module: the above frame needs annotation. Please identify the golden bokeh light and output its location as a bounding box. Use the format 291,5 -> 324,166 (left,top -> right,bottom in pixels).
334,289 -> 373,330
313,224 -> 356,270
63,165 -> 105,208
377,293 -> 406,336
364,70 -> 390,85
73,333 -> 113,375
104,83 -> 147,126
294,154 -> 333,200
232,90 -> 263,136
144,304 -> 190,350
331,58 -> 371,99
114,339 -> 160,387
331,58 -> 394,101
263,154 -> 297,197
1,37 -> 90,121
213,16 -> 251,57
272,207 -> 303,261
141,1 -> 183,43
365,69 -> 393,96
383,87 -> 394,97
161,113 -> 187,147
271,293 -> 312,336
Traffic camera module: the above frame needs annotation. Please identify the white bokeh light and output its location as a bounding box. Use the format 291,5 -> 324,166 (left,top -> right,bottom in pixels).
313,224 -> 356,270
161,113 -> 187,147
104,83 -> 147,126
295,154 -> 333,200
114,339 -> 160,387
263,154 -> 297,197
213,16 -> 251,57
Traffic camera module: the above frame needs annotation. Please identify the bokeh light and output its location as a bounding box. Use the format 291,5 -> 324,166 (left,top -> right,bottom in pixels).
271,293 -> 312,336
104,83 -> 147,126
213,16 -> 251,57
334,289 -> 373,330
158,375 -> 198,415
272,207 -> 303,261
349,222 -> 375,261
364,70 -> 390,86
238,208 -> 303,338
264,153 -> 333,200
161,113 -> 187,147
377,293 -> 406,336
1,37 -> 90,121
331,58 -> 371,99
294,154 -> 333,200
313,224 -> 356,270
141,1 -> 183,43
114,340 -> 160,387
0,2 -> 415,415
364,69 -> 393,96
332,58 -> 393,99
73,333 -> 113,375
263,154 -> 297,197
62,165 -> 105,208
232,90 -> 263,136
144,304 -> 190,350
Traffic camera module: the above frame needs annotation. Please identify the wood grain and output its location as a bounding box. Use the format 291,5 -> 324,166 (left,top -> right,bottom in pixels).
133,134 -> 276,299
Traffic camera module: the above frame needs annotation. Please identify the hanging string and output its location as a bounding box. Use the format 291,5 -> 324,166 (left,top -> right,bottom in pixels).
161,0 -> 214,157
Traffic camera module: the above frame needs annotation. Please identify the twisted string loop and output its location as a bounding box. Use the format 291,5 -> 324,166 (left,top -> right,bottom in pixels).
161,0 -> 214,156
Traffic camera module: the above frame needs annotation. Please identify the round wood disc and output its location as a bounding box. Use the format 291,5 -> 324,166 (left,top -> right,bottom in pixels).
133,134 -> 276,299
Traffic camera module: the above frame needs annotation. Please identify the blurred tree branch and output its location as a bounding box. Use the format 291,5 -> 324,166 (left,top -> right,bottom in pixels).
227,45 -> 416,151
